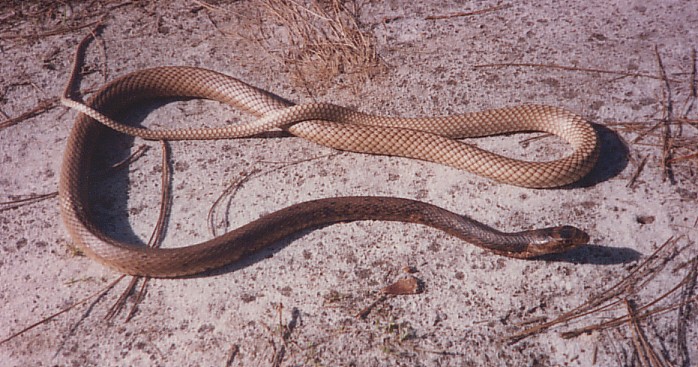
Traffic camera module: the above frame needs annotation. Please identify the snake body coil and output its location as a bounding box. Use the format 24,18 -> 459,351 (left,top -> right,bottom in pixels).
60,66 -> 598,277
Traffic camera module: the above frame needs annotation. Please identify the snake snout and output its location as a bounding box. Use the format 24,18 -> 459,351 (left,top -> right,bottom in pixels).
525,225 -> 590,257
555,225 -> 590,246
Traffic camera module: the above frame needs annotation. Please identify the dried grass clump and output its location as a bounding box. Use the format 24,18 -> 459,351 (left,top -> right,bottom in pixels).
258,0 -> 382,89
508,237 -> 697,367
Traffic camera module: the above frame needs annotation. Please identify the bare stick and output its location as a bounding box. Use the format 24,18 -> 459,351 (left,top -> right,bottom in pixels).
108,141 -> 172,321
109,145 -> 150,170
474,62 -> 680,83
125,141 -> 173,321
676,256 -> 697,366
1,18 -> 104,40
0,98 -> 59,130
626,299 -> 669,367
519,133 -> 554,148
0,192 -> 58,212
561,294 -> 698,339
654,46 -> 675,183
633,120 -> 664,144
667,151 -> 698,164
225,344 -> 240,367
626,155 -> 648,189
207,152 -> 340,236
145,141 -> 172,248
105,276 -> 139,321
208,168 -> 262,237
626,300 -> 650,367
0,275 -> 125,345
508,237 -> 679,343
125,278 -> 150,322
355,295 -> 388,319
560,262 -> 697,339
680,48 -> 697,119
425,4 -> 511,20
191,0 -> 228,13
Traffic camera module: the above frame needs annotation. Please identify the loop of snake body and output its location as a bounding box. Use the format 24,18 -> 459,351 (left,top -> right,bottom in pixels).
60,66 -> 598,277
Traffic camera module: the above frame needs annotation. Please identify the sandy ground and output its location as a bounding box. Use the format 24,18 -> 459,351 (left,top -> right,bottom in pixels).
1,1 -> 697,366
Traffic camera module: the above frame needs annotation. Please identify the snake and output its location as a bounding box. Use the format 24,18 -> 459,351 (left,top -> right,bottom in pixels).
59,64 -> 598,277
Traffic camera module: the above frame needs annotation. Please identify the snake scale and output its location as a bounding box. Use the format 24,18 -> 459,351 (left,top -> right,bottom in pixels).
60,65 -> 598,277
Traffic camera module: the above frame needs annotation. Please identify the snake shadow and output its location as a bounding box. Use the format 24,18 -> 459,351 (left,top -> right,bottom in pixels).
84,96 -> 310,261
534,243 -> 642,265
86,94 -> 299,247
194,233 -> 644,278
566,123 -> 629,188
87,101 -> 184,247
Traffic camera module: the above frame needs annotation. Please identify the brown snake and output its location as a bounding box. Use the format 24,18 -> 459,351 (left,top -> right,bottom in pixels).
60,63 -> 598,277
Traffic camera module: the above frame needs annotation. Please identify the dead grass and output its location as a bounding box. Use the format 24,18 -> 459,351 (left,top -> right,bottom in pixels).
0,1 -> 130,41
508,237 -> 697,366
254,0 -> 383,90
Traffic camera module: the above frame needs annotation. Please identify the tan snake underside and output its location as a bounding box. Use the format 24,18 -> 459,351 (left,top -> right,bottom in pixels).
60,66 -> 599,277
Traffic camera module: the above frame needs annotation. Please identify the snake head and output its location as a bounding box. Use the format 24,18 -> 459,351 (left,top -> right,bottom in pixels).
524,225 -> 590,257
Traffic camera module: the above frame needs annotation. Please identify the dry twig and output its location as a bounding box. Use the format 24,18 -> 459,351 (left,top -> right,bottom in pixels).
626,155 -> 648,189
207,153 -> 339,236
625,299 -> 669,367
653,46 -> 675,183
109,144 -> 150,170
106,141 -> 172,321
1,18 -> 103,40
508,237 -> 681,343
191,0 -> 227,13
508,236 -> 697,365
0,192 -> 58,212
425,4 -> 511,20
0,98 -> 59,130
0,275 -> 126,345
474,62 -> 680,83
